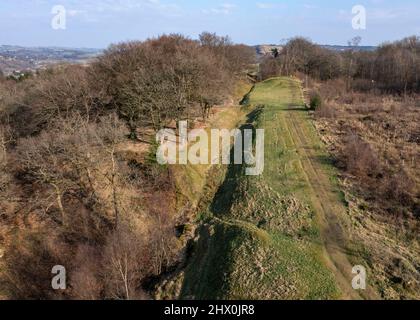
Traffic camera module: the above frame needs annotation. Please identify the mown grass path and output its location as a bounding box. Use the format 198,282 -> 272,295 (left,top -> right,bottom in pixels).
245,77 -> 362,299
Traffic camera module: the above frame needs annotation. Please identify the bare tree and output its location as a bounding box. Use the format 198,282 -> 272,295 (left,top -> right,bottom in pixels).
70,245 -> 103,300
102,223 -> 150,300
14,113 -> 127,227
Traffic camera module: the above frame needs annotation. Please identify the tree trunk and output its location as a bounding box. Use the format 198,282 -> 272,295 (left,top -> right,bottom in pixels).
128,120 -> 137,140
110,148 -> 119,228
52,183 -> 66,225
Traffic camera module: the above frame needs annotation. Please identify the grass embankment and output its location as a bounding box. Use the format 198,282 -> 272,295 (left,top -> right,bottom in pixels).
180,77 -> 346,300
172,80 -> 252,209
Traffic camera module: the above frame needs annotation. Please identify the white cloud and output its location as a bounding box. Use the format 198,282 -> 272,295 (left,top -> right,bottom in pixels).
303,4 -> 318,10
65,0 -> 182,19
370,8 -> 404,20
256,2 -> 287,10
256,2 -> 275,9
67,9 -> 86,17
203,3 -> 237,15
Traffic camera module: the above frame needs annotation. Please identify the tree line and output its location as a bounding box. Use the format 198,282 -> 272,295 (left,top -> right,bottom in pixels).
260,36 -> 420,95
0,33 -> 255,299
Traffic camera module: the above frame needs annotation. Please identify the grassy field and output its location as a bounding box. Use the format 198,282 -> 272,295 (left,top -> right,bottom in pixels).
180,77 -> 366,300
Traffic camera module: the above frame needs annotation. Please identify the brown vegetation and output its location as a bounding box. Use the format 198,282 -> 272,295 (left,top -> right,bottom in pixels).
315,86 -> 419,299
0,33 -> 254,299
314,82 -> 419,219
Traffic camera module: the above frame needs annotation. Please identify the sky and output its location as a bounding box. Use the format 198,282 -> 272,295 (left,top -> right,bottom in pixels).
0,0 -> 419,48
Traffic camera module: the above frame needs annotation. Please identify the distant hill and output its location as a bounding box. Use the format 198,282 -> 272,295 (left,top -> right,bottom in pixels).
320,45 -> 377,52
0,45 -> 102,75
254,44 -> 377,58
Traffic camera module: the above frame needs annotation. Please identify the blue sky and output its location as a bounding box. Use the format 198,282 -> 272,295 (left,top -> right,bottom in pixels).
1,0 -> 419,48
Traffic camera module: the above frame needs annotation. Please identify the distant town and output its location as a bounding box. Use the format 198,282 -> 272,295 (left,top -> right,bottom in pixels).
0,45 -> 102,77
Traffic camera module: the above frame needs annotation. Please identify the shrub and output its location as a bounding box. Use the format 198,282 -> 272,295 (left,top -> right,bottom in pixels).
382,170 -> 416,206
315,103 -> 337,118
342,134 -> 381,177
309,91 -> 322,110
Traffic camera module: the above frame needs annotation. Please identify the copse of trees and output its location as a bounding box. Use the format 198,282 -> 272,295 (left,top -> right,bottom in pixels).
0,33 -> 255,140
0,32 -> 255,300
260,37 -> 342,81
91,33 -> 255,139
93,34 -> 228,138
261,36 -> 420,95
199,32 -> 256,75
370,36 -> 420,94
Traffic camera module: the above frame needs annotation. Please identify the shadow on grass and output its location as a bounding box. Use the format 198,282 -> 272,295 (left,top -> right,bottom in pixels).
179,105 -> 264,299
179,222 -> 249,299
288,106 -> 308,111
315,154 -> 338,167
209,106 -> 264,217
239,85 -> 255,106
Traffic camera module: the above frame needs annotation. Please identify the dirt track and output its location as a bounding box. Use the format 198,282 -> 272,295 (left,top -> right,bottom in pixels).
282,80 -> 379,299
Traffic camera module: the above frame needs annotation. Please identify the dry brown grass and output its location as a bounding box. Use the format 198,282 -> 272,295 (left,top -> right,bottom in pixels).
311,79 -> 420,299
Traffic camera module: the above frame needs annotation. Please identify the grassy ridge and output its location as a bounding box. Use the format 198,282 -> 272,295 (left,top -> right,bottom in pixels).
180,77 -> 339,300
172,80 -> 253,209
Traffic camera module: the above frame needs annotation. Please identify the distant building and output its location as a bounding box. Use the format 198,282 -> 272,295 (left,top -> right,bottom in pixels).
8,70 -> 31,81
255,45 -> 283,58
